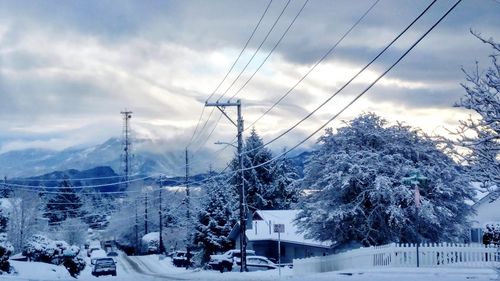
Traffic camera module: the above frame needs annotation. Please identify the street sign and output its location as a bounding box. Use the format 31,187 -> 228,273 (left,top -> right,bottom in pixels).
273,224 -> 285,233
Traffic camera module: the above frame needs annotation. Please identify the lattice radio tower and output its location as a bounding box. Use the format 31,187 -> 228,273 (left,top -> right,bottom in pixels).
120,110 -> 133,191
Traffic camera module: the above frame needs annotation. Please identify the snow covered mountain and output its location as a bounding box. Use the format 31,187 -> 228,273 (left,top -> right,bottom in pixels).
0,138 -> 218,178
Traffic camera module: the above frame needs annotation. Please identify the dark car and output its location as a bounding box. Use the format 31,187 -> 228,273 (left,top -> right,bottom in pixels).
91,257 -> 117,277
172,251 -> 193,267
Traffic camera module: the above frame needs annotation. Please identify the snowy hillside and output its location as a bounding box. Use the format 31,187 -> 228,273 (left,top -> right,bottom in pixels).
0,138 -> 222,178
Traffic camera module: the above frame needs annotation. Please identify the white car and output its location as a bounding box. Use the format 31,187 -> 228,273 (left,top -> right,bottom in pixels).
246,256 -> 278,271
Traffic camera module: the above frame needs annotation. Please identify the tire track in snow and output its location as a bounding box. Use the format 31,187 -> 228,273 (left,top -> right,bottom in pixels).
122,255 -> 186,280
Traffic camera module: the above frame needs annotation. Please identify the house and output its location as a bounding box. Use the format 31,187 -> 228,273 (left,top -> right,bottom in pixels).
229,210 -> 333,264
469,191 -> 500,244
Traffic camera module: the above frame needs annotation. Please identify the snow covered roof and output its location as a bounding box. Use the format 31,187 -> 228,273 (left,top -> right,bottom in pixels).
245,210 -> 332,248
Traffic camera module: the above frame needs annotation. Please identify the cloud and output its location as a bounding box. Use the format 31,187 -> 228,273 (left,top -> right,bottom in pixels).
0,0 -> 498,171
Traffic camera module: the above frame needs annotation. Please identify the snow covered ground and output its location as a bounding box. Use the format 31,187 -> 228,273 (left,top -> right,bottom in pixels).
2,254 -> 498,281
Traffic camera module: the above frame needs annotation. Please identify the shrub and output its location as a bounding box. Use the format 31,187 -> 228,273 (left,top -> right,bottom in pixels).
0,233 -> 13,274
23,235 -> 86,277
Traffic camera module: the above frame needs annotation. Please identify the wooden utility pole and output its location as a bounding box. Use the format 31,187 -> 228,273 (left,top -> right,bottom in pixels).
205,100 -> 247,272
185,149 -> 191,269
158,176 -> 165,254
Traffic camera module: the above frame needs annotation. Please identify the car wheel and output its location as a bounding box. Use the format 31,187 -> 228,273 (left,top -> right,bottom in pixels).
112,271 -> 116,276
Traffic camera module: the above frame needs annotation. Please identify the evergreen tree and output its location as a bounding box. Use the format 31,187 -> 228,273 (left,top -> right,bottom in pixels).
0,208 -> 7,233
45,180 -> 82,225
229,128 -> 301,210
267,152 -> 301,210
297,113 -> 475,247
193,172 -> 237,263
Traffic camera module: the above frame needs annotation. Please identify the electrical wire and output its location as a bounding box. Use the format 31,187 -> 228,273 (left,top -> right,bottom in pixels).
186,0 -> 274,149
216,0 -> 293,102
238,0 -> 439,159
236,0 -> 463,173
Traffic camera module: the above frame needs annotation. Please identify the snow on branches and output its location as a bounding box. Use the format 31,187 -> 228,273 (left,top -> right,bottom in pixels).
452,31 -> 499,192
296,113 -> 475,247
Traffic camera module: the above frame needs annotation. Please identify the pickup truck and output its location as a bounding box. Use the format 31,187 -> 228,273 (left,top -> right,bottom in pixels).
208,249 -> 256,272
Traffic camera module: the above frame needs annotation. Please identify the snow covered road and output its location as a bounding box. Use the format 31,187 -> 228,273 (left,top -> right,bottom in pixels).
3,255 -> 498,281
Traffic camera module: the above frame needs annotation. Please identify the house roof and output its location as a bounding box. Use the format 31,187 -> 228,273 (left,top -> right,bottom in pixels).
244,210 -> 332,248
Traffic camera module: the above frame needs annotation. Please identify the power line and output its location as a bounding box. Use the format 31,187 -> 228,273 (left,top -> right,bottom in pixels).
187,0 -> 274,149
216,0 -> 293,102
189,0 -> 293,151
234,0 -> 463,173
190,0 -> 309,155
7,175 -> 155,189
228,0 -> 310,100
10,173 -> 142,182
239,0 -> 439,158
244,0 -> 381,130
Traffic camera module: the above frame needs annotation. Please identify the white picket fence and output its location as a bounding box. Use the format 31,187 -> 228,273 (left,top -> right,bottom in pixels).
293,243 -> 500,275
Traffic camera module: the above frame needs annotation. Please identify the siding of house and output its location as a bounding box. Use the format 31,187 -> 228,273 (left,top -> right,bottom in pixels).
248,240 -> 330,264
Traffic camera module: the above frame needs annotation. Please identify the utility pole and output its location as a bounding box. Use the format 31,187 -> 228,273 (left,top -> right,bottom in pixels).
120,110 -> 133,192
158,176 -> 165,254
144,192 -> 148,234
205,99 -> 247,272
135,198 -> 139,254
185,148 -> 191,269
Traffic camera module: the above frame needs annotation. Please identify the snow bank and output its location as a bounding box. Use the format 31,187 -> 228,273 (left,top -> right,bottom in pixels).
6,260 -> 71,280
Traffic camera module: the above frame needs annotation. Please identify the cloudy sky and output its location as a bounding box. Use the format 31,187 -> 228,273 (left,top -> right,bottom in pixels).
0,0 -> 498,166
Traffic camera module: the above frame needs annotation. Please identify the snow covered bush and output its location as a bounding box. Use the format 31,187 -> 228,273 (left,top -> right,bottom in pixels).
483,223 -> 500,245
23,235 -> 85,277
0,233 -> 13,274
62,245 -> 85,278
297,113 -> 475,247
23,234 -> 58,263
141,232 -> 160,254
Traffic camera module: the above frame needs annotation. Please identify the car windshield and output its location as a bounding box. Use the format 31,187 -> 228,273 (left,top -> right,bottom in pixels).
96,258 -> 115,266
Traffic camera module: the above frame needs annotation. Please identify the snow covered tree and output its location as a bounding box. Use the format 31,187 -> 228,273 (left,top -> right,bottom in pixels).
193,172 -> 237,262
450,32 -> 499,195
79,192 -> 113,230
0,208 -> 7,233
230,128 -> 299,211
296,113 -> 475,247
57,218 -> 88,246
7,190 -> 47,251
232,128 -> 274,211
267,151 -> 301,210
45,180 -> 83,225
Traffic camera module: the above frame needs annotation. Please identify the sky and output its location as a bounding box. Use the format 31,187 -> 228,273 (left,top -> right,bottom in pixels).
0,0 -> 499,165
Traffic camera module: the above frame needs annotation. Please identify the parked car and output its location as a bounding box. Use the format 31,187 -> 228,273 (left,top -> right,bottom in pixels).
87,247 -> 101,258
208,249 -> 256,273
172,251 -> 193,267
107,251 -> 119,262
246,256 -> 278,271
91,257 -> 117,277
